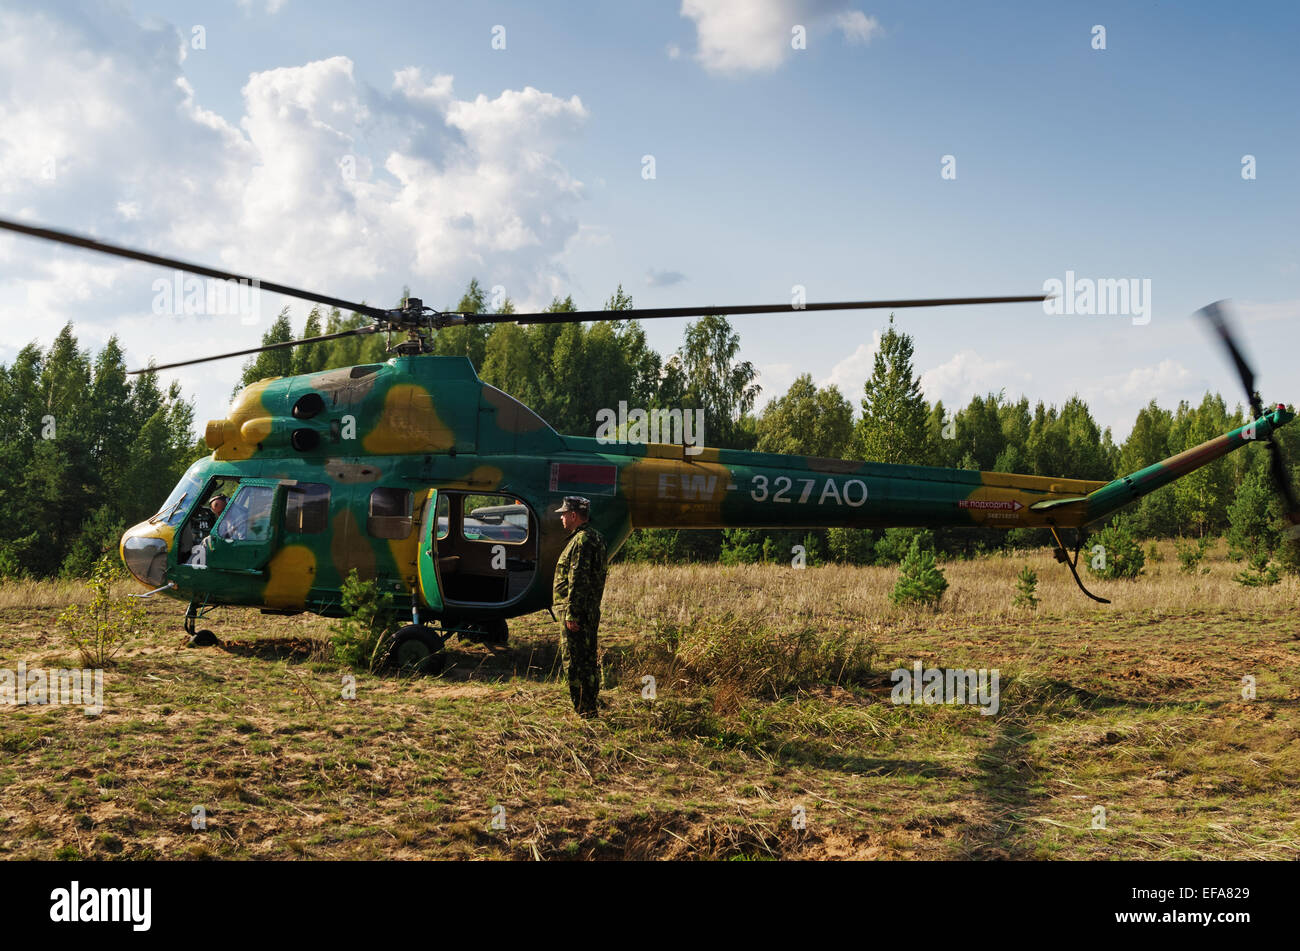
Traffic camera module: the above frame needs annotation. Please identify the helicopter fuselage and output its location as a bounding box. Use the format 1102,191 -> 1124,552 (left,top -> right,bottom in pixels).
119,353 -> 1294,624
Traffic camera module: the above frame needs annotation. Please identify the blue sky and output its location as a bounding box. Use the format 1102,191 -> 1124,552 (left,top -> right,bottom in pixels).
1,0 -> 1297,442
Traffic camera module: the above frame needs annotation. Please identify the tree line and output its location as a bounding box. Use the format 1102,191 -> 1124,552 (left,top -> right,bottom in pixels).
1,283 -> 1295,577
0,327 -> 200,577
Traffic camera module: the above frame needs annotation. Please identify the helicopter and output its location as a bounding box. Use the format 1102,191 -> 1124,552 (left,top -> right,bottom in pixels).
1,217 -> 1296,673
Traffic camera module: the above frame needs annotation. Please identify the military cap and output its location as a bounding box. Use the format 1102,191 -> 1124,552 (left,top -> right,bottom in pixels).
555,495 -> 590,514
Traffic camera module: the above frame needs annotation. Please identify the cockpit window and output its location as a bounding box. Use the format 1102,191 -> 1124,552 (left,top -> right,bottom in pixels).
215,485 -> 274,543
151,462 -> 205,528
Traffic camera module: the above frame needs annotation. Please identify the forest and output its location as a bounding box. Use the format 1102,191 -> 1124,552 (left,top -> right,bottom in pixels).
1,279 -> 1295,578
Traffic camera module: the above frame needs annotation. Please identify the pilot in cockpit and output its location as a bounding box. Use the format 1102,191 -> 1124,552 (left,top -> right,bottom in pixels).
186,494 -> 228,565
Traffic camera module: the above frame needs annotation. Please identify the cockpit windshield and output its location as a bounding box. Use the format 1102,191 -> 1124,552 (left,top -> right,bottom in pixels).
151,461 -> 205,528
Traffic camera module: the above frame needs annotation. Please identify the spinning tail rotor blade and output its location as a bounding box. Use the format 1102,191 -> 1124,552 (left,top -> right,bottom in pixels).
1198,300 -> 1264,419
1196,299 -> 1300,538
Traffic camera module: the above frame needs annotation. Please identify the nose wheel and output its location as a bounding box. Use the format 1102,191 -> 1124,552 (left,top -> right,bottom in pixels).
183,600 -> 219,647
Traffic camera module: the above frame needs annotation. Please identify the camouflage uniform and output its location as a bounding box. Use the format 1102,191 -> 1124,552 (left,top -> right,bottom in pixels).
552,514 -> 608,717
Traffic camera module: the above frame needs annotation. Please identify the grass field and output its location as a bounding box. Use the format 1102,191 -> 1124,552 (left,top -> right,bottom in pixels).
1,541 -> 1297,861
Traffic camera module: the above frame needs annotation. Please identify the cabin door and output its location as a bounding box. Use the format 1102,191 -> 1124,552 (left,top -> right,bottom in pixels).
416,488 -> 444,612
204,479 -> 284,574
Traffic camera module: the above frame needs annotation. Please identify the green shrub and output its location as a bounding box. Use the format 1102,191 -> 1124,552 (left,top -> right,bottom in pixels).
875,528 -> 935,566
330,570 -> 400,672
1226,469 -> 1282,560
1004,527 -> 1052,551
826,527 -> 874,564
619,528 -> 683,564
0,543 -> 23,581
890,537 -> 948,608
800,532 -> 823,567
1175,536 -> 1211,575
58,554 -> 146,667
1235,551 -> 1281,587
59,505 -> 128,579
719,529 -> 761,566
1086,516 -> 1145,580
1013,565 -> 1039,610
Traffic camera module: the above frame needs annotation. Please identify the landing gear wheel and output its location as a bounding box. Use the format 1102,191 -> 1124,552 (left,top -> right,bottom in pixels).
188,630 -> 218,648
388,624 -> 445,675
482,618 -> 508,647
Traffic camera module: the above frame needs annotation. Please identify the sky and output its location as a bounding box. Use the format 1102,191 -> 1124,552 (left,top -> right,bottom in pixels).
1,0 -> 1297,444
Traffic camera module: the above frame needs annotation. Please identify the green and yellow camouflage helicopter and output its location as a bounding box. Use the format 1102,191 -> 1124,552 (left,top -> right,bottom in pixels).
2,219 -> 1295,673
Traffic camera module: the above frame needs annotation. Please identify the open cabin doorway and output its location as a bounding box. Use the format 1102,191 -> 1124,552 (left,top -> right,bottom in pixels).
420,490 -> 538,608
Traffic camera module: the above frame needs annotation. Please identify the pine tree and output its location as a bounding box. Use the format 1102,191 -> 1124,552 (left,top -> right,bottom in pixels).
1013,565 -> 1039,609
238,307 -> 294,391
292,307 -> 326,376
88,337 -> 133,490
890,536 -> 948,608
854,315 -> 927,464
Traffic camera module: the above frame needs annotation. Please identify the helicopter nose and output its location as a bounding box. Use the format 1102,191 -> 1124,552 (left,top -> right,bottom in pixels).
120,521 -> 171,588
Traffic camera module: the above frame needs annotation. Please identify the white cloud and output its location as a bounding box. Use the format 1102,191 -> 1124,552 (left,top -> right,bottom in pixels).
1101,359 -> 1191,404
822,331 -> 880,396
755,361 -> 795,408
0,5 -> 592,427
835,10 -> 882,44
680,0 -> 881,75
920,350 -> 1032,407
237,0 -> 289,14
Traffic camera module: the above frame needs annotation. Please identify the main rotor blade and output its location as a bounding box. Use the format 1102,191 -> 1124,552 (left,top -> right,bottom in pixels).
0,217 -> 390,320
479,294 -> 1052,326
128,327 -> 376,375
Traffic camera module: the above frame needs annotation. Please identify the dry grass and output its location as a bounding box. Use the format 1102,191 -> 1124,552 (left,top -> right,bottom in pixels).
1,542 -> 1297,861
0,577 -> 140,610
605,539 -> 1299,624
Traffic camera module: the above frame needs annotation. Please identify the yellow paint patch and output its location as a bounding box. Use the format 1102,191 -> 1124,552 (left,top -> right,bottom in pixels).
263,544 -> 317,609
387,532 -> 420,590
977,470 -> 1106,496
212,379 -> 273,461
961,470 -> 1109,529
240,417 -> 274,444
363,384 -> 456,454
624,458 -> 733,528
459,465 -> 503,489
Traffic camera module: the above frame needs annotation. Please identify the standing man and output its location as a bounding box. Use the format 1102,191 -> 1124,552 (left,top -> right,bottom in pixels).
552,496 -> 608,718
